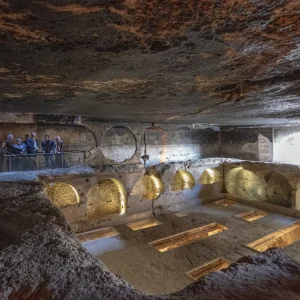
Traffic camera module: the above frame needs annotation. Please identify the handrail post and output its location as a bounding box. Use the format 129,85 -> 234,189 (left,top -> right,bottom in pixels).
9,156 -> 11,172
61,152 -> 64,168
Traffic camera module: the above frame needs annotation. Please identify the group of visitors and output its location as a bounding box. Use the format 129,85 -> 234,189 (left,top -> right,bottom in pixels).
0,132 -> 64,171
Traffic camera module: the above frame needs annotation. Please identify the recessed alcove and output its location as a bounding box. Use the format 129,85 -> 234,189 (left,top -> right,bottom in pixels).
170,170 -> 196,191
45,182 -> 80,208
87,178 -> 127,218
142,174 -> 165,200
199,168 -> 222,185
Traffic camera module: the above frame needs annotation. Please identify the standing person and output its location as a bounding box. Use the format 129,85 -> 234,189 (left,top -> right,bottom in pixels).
25,132 -> 40,169
55,136 -> 64,168
22,134 -> 30,170
5,134 -> 14,155
55,136 -> 64,153
42,135 -> 55,169
12,139 -> 26,171
23,134 -> 30,145
0,140 -> 8,172
26,132 -> 39,154
13,139 -> 26,155
5,134 -> 14,171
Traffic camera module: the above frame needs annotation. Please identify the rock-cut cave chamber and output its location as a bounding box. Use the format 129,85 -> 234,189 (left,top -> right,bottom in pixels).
1,1 -> 300,299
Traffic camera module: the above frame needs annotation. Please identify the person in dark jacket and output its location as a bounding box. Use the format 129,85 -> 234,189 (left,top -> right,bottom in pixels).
0,140 -> 8,172
25,132 -> 40,170
23,134 -> 29,145
25,132 -> 39,155
42,135 -> 55,169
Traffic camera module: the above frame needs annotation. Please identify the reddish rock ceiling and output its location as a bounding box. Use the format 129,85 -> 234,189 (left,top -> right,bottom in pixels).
0,0 -> 299,125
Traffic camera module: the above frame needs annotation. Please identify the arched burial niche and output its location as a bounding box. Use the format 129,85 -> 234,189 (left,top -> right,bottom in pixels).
142,174 -> 164,200
171,170 -> 196,191
45,182 -> 80,208
87,178 -> 126,219
199,168 -> 221,185
102,126 -> 137,163
265,171 -> 292,207
225,167 -> 267,202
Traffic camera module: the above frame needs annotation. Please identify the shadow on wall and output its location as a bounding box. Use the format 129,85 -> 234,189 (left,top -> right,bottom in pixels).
225,167 -> 292,207
87,179 -> 127,218
170,170 -> 196,191
45,182 -> 80,208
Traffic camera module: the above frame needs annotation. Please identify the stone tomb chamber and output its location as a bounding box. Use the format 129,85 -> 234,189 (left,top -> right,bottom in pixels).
1,1 -> 300,299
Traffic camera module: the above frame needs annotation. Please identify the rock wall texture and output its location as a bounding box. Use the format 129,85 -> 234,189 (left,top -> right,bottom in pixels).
220,127 -> 273,161
1,181 -> 300,299
0,0 -> 299,125
145,126 -> 219,166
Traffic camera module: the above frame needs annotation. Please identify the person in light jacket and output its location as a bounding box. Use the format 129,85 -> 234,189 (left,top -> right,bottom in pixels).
12,139 -> 26,171
55,136 -> 64,168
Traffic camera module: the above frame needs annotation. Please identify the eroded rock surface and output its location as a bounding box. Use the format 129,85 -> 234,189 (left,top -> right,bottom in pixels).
0,0 -> 299,125
1,181 -> 300,299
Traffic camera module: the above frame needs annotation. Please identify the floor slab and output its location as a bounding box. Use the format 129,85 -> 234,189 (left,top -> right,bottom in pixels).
82,202 -> 299,295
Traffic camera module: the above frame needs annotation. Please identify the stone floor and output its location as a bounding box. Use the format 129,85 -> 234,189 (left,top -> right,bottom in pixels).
82,201 -> 300,295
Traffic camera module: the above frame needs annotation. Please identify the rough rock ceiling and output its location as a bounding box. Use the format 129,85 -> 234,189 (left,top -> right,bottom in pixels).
0,0 -> 299,125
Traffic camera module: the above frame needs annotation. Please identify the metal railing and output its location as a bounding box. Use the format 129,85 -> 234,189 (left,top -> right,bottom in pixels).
0,151 -> 86,172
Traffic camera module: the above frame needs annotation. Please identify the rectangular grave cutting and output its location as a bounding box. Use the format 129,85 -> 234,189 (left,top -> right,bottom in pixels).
214,199 -> 235,207
174,212 -> 189,217
247,221 -> 300,252
126,218 -> 162,231
149,222 -> 228,252
186,257 -> 231,281
76,234 -> 88,243
76,227 -> 119,243
235,210 -> 267,222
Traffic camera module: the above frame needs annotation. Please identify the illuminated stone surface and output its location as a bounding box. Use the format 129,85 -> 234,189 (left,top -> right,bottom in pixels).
186,257 -> 231,281
247,221 -> 300,252
226,167 -> 267,202
126,218 -> 162,231
214,199 -> 235,207
226,167 -> 292,207
142,175 -> 164,200
77,227 -> 120,242
87,179 -> 126,218
45,182 -> 79,208
171,170 -> 196,191
174,212 -> 189,217
199,168 -> 222,185
235,210 -> 268,222
149,223 -> 228,252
